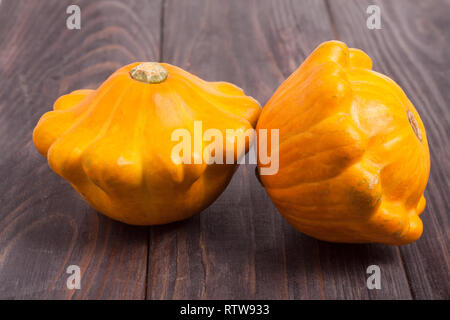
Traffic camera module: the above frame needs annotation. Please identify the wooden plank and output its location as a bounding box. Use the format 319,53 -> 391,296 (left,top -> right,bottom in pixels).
147,0 -> 412,299
328,0 -> 450,299
0,0 -> 161,299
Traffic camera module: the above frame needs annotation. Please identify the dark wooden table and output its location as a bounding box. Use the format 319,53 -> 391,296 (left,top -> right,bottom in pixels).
0,0 -> 448,300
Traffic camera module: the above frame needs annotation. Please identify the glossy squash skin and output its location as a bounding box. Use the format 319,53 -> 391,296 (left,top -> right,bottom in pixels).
33,63 -> 261,225
257,41 -> 430,245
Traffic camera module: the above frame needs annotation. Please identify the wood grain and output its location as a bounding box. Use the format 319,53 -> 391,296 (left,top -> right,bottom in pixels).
0,0 -> 161,299
328,0 -> 450,300
0,0 -> 448,300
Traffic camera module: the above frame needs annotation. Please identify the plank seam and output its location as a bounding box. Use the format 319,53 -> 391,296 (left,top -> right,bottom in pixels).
324,0 -> 338,39
398,248 -> 415,299
159,0 -> 166,62
145,0 -> 166,300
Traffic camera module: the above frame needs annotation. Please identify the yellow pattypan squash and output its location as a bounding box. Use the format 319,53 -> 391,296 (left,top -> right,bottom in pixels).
257,41 -> 430,245
34,62 -> 261,225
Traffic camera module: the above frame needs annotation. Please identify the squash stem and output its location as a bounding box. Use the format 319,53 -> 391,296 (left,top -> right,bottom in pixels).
407,110 -> 422,141
130,62 -> 168,84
